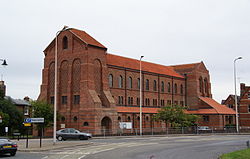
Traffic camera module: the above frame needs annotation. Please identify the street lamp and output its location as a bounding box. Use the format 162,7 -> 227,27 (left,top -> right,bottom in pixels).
234,56 -> 242,133
53,26 -> 69,145
139,56 -> 144,136
0,59 -> 7,66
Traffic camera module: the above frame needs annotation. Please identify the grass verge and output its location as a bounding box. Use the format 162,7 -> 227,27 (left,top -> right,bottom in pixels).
220,148 -> 250,159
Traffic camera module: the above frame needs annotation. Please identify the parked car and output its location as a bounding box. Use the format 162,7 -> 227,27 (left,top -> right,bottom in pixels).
56,128 -> 92,141
198,126 -> 211,131
0,138 -> 17,156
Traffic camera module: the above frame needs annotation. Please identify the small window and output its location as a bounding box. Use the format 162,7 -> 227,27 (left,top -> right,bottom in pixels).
128,77 -> 132,89
118,116 -> 121,121
61,116 -> 66,121
146,116 -> 149,121
137,98 -> 140,106
146,79 -> 149,90
62,96 -> 67,105
83,122 -> 89,126
63,36 -> 68,49
168,82 -> 171,93
180,84 -> 183,95
137,78 -> 140,89
73,95 -> 80,104
203,115 -> 209,122
137,116 -> 140,120
73,116 -> 78,121
109,74 -> 113,87
24,106 -> 29,115
153,80 -> 157,91
127,116 -> 131,121
248,93 -> 250,99
174,83 -> 177,94
248,105 -> 250,112
50,96 -> 54,104
118,76 -> 123,88
161,81 -> 164,92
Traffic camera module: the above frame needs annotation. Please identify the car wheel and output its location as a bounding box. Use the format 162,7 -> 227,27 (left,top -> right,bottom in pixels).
10,152 -> 16,156
57,136 -> 64,141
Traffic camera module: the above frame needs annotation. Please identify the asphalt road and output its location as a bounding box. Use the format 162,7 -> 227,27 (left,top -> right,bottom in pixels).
6,135 -> 250,159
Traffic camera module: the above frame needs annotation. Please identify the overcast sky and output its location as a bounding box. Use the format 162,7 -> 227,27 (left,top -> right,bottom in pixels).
0,0 -> 249,103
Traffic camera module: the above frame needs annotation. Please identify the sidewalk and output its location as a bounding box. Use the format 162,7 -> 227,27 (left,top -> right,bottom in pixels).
14,138 -> 93,152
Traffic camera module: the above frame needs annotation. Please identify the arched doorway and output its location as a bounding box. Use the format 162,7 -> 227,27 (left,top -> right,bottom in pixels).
101,116 -> 112,135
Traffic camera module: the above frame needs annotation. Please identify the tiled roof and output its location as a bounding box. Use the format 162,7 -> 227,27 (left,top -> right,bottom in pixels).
70,29 -> 107,49
107,54 -> 184,78
117,106 -> 159,114
197,97 -> 236,115
171,62 -> 200,71
5,96 -> 31,106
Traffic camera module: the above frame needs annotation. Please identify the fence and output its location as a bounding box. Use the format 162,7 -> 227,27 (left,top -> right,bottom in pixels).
83,126 -> 250,137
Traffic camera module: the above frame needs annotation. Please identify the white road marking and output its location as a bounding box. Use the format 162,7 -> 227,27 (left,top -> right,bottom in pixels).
41,156 -> 48,159
78,155 -> 86,159
60,155 -> 69,159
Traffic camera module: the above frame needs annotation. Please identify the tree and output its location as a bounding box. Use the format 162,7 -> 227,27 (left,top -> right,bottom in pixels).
154,105 -> 199,127
0,97 -> 24,135
31,100 -> 54,130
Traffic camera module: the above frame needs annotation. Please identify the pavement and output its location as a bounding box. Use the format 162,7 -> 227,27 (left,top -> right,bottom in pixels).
13,138 -> 93,152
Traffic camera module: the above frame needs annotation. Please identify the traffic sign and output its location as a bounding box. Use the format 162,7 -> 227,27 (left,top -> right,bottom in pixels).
24,123 -> 31,127
24,118 -> 44,123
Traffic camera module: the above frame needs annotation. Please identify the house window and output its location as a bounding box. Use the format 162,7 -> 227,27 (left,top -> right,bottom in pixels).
128,77 -> 132,89
50,96 -> 54,104
118,96 -> 124,105
118,76 -> 123,88
146,79 -> 149,90
203,115 -> 209,122
83,122 -> 89,126
180,101 -> 184,106
128,97 -> 133,105
118,116 -> 121,121
199,77 -> 203,93
137,78 -> 140,89
160,100 -> 165,106
174,83 -> 177,94
145,98 -> 150,106
63,36 -> 68,49
127,116 -> 131,121
24,106 -> 29,115
153,80 -> 157,91
248,105 -> 250,112
109,74 -> 113,87
168,82 -> 171,93
153,99 -> 157,106
180,84 -> 183,95
228,104 -> 233,109
73,95 -> 80,104
61,96 -> 67,104
248,93 -> 250,99
161,81 -> 164,92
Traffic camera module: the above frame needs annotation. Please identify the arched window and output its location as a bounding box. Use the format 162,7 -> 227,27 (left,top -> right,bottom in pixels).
83,122 -> 89,126
180,84 -> 183,95
174,83 -> 177,94
146,79 -> 149,90
199,77 -> 203,93
153,80 -> 157,91
109,74 -> 113,87
63,36 -> 68,49
118,75 -> 123,88
168,82 -> 171,93
161,81 -> 164,92
127,116 -> 131,121
204,78 -> 208,93
137,78 -> 140,89
118,116 -> 121,121
128,77 -> 132,89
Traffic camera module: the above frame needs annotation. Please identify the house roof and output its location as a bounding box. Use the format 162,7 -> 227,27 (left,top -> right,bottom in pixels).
107,54 -> 184,78
117,106 -> 159,114
70,28 -> 107,49
194,97 -> 236,115
5,96 -> 31,106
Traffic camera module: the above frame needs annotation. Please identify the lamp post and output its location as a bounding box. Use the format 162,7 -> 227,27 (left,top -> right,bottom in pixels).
53,26 -> 69,145
234,56 -> 242,133
0,59 -> 7,66
139,56 -> 144,136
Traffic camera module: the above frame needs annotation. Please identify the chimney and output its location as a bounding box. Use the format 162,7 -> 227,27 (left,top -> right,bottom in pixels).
0,81 -> 6,97
240,83 -> 245,96
24,96 -> 30,102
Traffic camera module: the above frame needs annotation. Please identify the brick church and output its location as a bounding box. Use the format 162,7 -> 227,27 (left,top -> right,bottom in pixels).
38,27 -> 235,135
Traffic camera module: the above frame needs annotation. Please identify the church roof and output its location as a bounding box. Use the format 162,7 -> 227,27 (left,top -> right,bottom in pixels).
70,28 -> 107,49
107,54 -> 184,78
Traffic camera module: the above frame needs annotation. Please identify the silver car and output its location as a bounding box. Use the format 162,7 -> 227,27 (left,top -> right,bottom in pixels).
56,128 -> 92,141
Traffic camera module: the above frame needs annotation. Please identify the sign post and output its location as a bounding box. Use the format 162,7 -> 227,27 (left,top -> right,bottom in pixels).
24,118 -> 45,148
